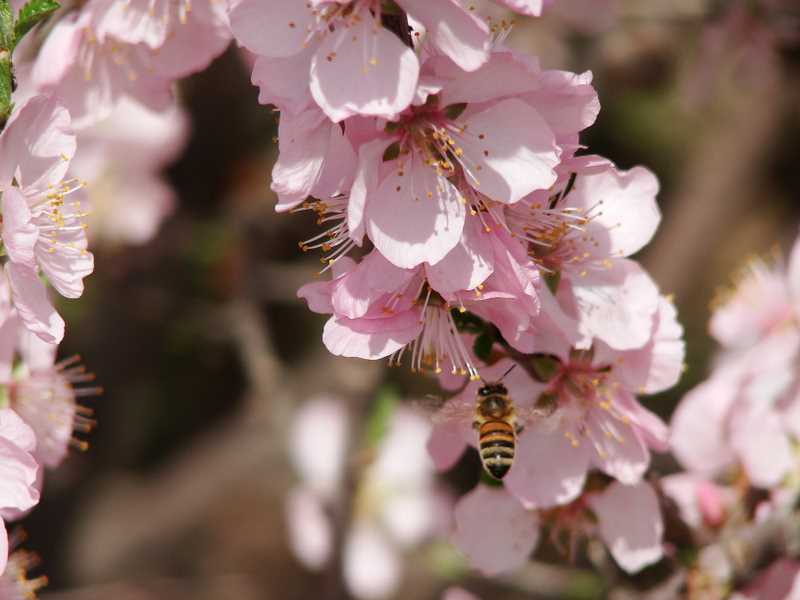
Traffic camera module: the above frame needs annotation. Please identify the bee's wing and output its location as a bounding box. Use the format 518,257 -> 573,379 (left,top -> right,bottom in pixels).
515,402 -> 558,426
414,395 -> 474,425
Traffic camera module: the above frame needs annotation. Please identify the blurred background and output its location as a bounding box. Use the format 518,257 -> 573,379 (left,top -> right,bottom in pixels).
20,0 -> 800,598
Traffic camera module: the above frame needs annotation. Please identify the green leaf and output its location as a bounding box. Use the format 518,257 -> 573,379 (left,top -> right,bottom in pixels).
472,332 -> 493,363
0,0 -> 13,51
0,54 -> 12,129
13,0 -> 59,47
363,385 -> 399,450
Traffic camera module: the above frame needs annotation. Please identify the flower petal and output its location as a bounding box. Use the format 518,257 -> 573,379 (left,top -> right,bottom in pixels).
452,485 -> 539,576
588,481 -> 664,574
5,263 -> 64,344
366,153 -> 466,269
309,13 -> 419,122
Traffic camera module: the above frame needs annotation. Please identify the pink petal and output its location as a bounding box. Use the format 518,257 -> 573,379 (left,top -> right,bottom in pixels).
570,258 -> 660,351
366,153 -> 466,269
442,587 -> 481,600
430,50 -> 541,107
454,98 -> 559,204
521,69 -> 600,137
36,226 -> 94,299
228,0 -> 312,58
344,523 -> 401,600
285,487 -> 332,570
609,296 -> 685,395
0,315 -> 19,383
427,420 -> 468,471
1,188 -> 38,267
322,311 -> 422,360
332,251 -> 416,319
452,485 -> 539,576
292,397 -> 350,499
309,13 -> 419,122
5,263 -> 64,344
588,481 -> 664,574
348,138 -> 388,244
0,438 -> 39,513
0,409 -> 37,453
252,51 -> 314,113
17,326 -> 57,373
492,0 -> 548,16
398,0 -> 489,72
586,413 -> 649,485
568,164 -> 661,257
425,214 -> 495,294
670,372 -> 738,475
789,234 -> 800,299
505,426 -> 590,508
271,108 -> 330,211
730,401 -> 794,488
0,96 -> 75,193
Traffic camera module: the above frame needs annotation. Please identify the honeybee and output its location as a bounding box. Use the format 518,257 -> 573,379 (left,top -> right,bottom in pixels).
428,364 -> 551,480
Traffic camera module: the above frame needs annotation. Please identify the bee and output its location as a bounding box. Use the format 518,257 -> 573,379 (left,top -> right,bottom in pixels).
473,376 -> 518,480
426,363 -> 551,481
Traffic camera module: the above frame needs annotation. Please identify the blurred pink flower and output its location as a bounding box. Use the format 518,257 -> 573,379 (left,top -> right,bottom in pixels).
91,0 -> 231,79
69,97 -> 189,246
31,10 -> 173,130
661,473 -> 732,533
0,96 -> 93,344
286,397 -> 445,599
711,241 -> 800,350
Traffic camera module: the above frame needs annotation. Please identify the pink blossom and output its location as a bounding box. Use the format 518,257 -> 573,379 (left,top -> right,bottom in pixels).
0,409 -> 40,575
710,243 -> 800,350
91,0 -> 231,79
0,315 -> 98,468
506,301 -> 680,508
506,155 -> 662,351
427,298 -> 681,508
452,480 -> 663,576
31,8 -> 173,129
671,330 -> 800,488
69,97 -> 189,245
229,0 -> 494,121
441,588 -> 481,600
0,96 -> 94,343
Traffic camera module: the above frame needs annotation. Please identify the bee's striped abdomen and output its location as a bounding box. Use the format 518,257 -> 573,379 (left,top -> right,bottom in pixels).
478,420 -> 515,480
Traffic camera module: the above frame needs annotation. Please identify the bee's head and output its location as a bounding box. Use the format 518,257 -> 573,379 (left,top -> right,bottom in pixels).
478,383 -> 508,397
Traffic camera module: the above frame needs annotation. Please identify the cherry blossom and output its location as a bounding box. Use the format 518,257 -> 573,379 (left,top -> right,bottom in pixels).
0,95 -> 93,344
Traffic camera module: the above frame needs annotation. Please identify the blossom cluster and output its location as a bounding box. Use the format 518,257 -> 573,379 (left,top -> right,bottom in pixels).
228,0 -> 686,585
665,235 -> 800,599
0,0 -> 221,587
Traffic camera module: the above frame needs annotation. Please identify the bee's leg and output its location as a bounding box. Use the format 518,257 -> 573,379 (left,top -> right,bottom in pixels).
471,420 -> 480,431
516,424 -> 525,435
